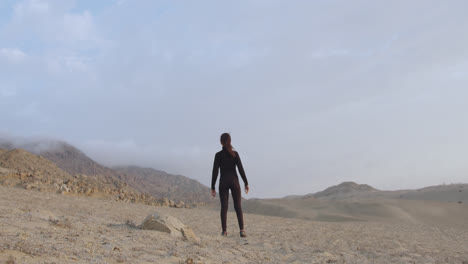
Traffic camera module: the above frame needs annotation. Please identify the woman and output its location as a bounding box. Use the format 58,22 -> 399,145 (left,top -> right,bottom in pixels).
211,133 -> 249,237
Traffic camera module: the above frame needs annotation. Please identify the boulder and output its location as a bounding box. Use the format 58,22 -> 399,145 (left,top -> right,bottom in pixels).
140,212 -> 199,242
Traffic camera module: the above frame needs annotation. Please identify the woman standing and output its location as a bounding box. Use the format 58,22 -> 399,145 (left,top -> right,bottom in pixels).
211,133 -> 249,237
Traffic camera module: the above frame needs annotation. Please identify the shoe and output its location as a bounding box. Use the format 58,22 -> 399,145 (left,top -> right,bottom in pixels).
240,230 -> 247,238
221,231 -> 227,237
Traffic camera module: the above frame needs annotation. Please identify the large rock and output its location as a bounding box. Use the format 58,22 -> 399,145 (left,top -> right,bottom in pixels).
140,212 -> 199,242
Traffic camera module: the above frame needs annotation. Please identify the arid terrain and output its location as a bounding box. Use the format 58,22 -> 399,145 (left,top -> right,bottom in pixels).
1,185 -> 468,264
1,141 -> 468,263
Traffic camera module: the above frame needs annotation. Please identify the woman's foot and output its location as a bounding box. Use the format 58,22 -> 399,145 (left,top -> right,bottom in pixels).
240,230 -> 247,238
221,231 -> 228,237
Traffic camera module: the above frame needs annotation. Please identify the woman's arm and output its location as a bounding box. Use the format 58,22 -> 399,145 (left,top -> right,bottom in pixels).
211,153 -> 220,190
235,152 -> 249,187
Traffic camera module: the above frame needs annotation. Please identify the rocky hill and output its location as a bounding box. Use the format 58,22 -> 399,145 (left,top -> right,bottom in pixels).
113,166 -> 214,205
0,148 -> 169,206
0,138 -> 212,205
0,139 -> 121,179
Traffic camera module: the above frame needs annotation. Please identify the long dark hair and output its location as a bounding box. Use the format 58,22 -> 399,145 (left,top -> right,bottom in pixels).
220,133 -> 236,158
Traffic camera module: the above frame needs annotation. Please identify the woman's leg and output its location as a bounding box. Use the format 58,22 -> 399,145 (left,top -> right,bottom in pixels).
230,179 -> 244,230
219,182 -> 229,233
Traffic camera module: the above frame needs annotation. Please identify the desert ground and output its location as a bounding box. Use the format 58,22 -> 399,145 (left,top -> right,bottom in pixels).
1,186 -> 468,264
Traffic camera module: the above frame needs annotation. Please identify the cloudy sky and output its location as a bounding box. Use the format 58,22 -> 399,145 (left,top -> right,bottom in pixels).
1,0 -> 468,198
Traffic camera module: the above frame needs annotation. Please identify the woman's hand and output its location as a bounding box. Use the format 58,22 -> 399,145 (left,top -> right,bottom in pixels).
245,185 -> 249,194
211,189 -> 216,197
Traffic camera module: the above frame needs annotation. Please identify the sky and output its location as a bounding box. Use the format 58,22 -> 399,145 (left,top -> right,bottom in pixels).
1,0 -> 468,198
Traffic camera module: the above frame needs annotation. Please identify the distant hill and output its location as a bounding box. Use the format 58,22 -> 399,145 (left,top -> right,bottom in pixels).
302,181 -> 468,203
310,181 -> 379,199
113,166 -> 214,204
385,184 -> 468,202
242,181 -> 468,227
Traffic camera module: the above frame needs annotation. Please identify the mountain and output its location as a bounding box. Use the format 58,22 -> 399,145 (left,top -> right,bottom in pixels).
0,139 -> 119,178
0,148 -> 72,180
0,148 -> 157,204
0,137 -> 213,204
113,166 -> 214,204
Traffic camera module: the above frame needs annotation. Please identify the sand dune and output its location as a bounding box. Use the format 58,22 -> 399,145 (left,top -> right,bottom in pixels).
1,186 -> 467,263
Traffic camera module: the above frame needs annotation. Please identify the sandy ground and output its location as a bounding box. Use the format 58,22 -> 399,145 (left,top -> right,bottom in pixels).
1,186 -> 467,264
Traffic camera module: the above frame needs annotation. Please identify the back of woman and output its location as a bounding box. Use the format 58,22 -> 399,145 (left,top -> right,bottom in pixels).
211,133 -> 249,237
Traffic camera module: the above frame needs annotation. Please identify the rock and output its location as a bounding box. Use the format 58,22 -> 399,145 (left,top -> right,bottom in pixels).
175,201 -> 185,208
60,184 -> 70,192
140,212 -> 199,241
181,227 -> 200,242
161,198 -> 170,207
25,184 -> 34,190
84,188 -> 92,195
2,180 -> 11,186
169,200 -> 175,207
185,257 -> 193,264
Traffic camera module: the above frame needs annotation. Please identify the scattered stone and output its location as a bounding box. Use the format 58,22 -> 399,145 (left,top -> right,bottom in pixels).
185,257 -> 193,264
60,184 -> 70,192
25,184 -> 34,190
